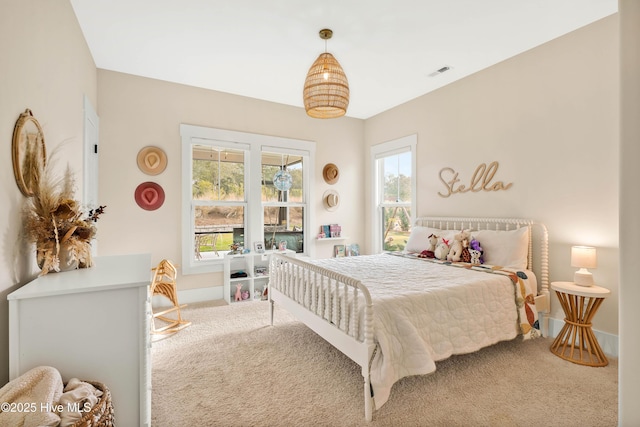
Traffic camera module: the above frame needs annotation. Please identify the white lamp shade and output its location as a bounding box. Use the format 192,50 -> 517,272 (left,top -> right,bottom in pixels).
571,246 -> 597,269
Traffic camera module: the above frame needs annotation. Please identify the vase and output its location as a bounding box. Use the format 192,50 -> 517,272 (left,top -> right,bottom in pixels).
37,239 -> 79,274
57,240 -> 79,271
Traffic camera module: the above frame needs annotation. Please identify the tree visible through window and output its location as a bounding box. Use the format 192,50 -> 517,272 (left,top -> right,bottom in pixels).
262,151 -> 305,252
371,134 -> 416,253
192,144 -> 247,259
381,152 -> 412,251
181,124 -> 313,274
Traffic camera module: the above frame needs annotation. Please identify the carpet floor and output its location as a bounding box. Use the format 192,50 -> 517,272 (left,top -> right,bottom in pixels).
151,300 -> 617,427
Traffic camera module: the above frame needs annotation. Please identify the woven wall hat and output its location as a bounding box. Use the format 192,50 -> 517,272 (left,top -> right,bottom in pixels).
322,163 -> 339,185
135,182 -> 165,211
323,189 -> 340,211
137,146 -> 167,175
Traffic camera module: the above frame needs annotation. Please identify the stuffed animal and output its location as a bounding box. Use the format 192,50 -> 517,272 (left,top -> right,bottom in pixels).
434,237 -> 450,260
469,249 -> 482,265
469,238 -> 484,264
447,230 -> 471,262
418,249 -> 435,259
426,234 -> 438,252
418,234 -> 438,258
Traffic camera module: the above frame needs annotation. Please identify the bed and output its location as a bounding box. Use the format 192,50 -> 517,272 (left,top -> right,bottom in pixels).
268,217 -> 550,421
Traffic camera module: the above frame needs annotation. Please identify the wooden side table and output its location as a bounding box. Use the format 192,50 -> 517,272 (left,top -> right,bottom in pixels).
550,281 -> 610,367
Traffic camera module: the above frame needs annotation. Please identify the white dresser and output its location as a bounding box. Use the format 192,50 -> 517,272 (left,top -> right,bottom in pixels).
8,253 -> 152,427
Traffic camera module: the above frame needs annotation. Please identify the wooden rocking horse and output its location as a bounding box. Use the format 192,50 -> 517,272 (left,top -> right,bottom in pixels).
149,259 -> 191,334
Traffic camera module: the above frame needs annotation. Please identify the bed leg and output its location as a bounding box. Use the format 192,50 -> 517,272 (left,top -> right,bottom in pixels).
364,375 -> 372,422
541,312 -> 550,338
269,299 -> 274,326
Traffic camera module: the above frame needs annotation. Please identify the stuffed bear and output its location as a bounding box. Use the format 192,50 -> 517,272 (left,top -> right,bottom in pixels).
447,230 -> 471,262
434,237 -> 450,260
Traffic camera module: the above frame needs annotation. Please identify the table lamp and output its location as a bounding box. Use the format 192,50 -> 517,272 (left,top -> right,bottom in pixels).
571,246 -> 597,286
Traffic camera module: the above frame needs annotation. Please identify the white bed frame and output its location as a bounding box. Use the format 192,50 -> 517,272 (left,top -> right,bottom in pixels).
268,217 -> 549,422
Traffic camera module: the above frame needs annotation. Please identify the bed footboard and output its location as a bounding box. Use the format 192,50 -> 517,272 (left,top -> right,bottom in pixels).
269,253 -> 376,421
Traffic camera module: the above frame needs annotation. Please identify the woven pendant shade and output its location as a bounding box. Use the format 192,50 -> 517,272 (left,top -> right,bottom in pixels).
303,30 -> 349,119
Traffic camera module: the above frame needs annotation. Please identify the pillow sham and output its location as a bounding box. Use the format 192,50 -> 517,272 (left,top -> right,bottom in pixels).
404,226 -> 457,253
472,227 -> 530,270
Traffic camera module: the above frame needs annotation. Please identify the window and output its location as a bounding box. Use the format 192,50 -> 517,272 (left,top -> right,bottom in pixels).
191,143 -> 247,261
371,135 -> 417,253
262,151 -> 305,252
181,125 -> 314,274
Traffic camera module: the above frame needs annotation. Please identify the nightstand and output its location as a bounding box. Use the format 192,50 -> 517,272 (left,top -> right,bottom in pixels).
550,281 -> 610,367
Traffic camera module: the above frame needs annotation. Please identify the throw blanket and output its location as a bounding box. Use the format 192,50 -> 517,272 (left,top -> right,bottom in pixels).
0,366 -> 63,427
311,253 -> 541,410
58,378 -> 103,427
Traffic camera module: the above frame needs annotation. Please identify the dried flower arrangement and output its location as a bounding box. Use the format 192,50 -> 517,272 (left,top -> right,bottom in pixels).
22,151 -> 106,275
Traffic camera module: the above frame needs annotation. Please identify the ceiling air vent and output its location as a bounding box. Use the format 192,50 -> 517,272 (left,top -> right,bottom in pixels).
428,66 -> 451,77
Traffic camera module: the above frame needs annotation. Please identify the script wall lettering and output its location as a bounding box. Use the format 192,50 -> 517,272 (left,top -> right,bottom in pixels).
438,161 -> 513,198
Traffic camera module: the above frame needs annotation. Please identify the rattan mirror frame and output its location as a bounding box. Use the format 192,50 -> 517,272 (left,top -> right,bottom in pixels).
12,109 -> 46,197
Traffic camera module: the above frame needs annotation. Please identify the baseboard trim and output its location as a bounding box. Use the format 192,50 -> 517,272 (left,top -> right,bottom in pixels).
547,316 -> 619,358
152,286 -> 223,308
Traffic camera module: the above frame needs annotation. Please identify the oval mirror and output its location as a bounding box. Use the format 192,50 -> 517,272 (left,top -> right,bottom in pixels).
12,109 -> 46,197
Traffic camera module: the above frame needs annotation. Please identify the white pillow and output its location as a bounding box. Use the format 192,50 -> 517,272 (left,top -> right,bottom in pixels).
472,227 -> 530,270
404,226 -> 456,253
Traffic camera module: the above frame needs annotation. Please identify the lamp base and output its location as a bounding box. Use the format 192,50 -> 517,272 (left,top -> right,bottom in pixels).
574,269 -> 594,287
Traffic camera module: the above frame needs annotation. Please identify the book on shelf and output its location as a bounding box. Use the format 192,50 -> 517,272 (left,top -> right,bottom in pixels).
318,224 -> 342,238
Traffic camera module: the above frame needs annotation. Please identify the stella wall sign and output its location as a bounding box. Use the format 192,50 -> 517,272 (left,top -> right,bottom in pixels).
438,161 -> 513,198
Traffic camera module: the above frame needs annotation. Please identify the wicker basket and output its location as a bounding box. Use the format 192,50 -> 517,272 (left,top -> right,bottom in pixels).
68,381 -> 114,427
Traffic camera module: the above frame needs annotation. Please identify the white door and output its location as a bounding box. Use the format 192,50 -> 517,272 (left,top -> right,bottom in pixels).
82,96 -> 100,254
83,95 -> 99,206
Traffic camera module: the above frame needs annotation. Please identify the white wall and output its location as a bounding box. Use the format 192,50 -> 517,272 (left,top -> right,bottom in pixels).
96,70 -> 365,291
0,0 -> 97,385
619,1 -> 640,424
364,16 -> 619,336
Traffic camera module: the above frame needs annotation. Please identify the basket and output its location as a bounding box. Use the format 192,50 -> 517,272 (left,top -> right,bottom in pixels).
68,381 -> 115,427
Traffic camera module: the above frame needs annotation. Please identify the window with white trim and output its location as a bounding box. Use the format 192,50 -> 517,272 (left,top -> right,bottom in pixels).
181,125 -> 314,274
371,135 -> 417,253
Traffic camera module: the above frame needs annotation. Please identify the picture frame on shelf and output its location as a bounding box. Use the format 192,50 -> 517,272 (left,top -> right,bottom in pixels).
347,244 -> 360,256
253,241 -> 265,254
334,244 -> 346,257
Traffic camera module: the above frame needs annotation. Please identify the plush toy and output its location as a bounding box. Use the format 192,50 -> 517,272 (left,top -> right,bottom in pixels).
235,283 -> 243,301
434,237 -> 450,260
418,249 -> 435,259
418,234 -> 438,258
447,230 -> 471,262
426,234 -> 438,252
469,238 -> 484,264
469,249 -> 482,265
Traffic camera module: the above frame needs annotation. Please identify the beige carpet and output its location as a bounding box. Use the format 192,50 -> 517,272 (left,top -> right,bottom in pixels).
151,300 -> 617,427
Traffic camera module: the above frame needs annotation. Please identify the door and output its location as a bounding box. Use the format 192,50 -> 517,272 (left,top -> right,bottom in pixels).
83,95 -> 100,254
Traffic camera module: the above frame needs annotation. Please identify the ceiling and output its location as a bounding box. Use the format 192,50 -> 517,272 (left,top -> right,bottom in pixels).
69,0 -> 617,120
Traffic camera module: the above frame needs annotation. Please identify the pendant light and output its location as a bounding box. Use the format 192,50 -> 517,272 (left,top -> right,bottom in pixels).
303,29 -> 349,119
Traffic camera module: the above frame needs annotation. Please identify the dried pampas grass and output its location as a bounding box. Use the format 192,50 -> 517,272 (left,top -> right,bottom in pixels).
22,146 -> 104,275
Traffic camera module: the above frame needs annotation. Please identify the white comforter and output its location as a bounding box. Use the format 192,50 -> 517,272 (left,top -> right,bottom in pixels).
311,253 -> 536,409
